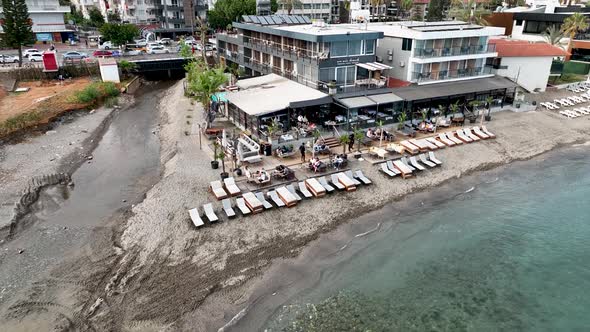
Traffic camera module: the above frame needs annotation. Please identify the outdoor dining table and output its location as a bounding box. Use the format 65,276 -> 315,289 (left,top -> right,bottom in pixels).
242,192 -> 264,213
276,186 -> 298,207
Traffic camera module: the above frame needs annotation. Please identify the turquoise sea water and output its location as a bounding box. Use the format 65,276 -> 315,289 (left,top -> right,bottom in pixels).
257,148 -> 590,331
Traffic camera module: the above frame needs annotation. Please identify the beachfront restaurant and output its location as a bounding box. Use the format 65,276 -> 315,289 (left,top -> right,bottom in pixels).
332,90 -> 405,131
225,74 -> 332,140
392,76 -> 519,120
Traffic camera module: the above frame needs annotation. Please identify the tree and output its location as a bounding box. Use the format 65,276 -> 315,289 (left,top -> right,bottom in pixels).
426,0 -> 448,21
119,60 -> 138,79
185,60 -> 228,128
447,0 -> 490,24
561,13 -> 589,52
400,0 -> 413,19
207,0 -> 256,30
278,0 -> 303,15
88,7 -> 105,27
544,25 -> 564,47
107,11 -> 121,23
99,23 -> 139,47
0,0 -> 35,67
339,134 -> 350,154
65,6 -> 86,25
271,0 -> 279,13
353,128 -> 364,153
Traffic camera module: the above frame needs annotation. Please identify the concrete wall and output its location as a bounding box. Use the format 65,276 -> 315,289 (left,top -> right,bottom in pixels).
376,36 -> 411,82
496,56 -> 553,92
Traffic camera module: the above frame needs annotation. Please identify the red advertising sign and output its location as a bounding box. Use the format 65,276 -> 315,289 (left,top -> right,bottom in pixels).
42,51 -> 59,72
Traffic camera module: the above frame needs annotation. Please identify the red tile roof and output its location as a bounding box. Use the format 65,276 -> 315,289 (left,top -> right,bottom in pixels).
489,39 -> 568,57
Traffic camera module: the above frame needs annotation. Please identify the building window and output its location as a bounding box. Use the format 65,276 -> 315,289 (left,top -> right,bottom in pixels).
516,19 -> 523,26
364,39 -> 375,55
303,4 -> 311,9
346,66 -> 355,85
174,24 -> 180,29
402,38 -> 412,51
348,40 -> 362,55
330,41 -> 348,57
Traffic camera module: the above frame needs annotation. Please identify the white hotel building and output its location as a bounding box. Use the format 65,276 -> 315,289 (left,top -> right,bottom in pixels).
367,21 -> 505,85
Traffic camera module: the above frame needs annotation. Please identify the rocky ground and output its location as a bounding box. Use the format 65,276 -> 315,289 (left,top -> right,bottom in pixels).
1,81 -> 589,331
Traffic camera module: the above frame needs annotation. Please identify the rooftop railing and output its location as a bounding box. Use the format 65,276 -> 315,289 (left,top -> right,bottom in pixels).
413,44 -> 496,59
411,67 -> 492,83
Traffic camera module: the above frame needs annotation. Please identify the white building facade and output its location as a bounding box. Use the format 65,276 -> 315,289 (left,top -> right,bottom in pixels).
367,21 -> 505,85
276,0 -> 331,21
0,0 -> 73,43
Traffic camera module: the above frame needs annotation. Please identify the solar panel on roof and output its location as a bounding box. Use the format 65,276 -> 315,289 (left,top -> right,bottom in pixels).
302,16 -> 312,24
242,15 -> 252,23
273,16 -> 284,24
282,15 -> 294,24
250,15 -> 260,24
294,16 -> 305,24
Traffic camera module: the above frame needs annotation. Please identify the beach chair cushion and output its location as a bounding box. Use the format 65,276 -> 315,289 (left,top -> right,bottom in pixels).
380,163 -> 396,177
409,156 -> 426,171
345,170 -> 362,186
330,174 -> 346,190
203,203 -> 219,222
236,197 -> 251,214
268,190 -> 286,207
189,208 -> 204,228
223,177 -> 241,195
221,199 -> 236,218
318,177 -> 335,192
286,184 -> 302,201
298,182 -> 313,198
210,180 -> 229,199
354,170 -> 372,184
255,192 -> 273,209
428,151 -> 442,165
419,154 -> 437,168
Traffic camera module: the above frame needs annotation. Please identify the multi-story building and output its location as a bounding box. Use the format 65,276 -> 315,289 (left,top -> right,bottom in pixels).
367,21 -> 504,85
217,15 -> 387,93
0,0 -> 73,43
276,0 -> 332,21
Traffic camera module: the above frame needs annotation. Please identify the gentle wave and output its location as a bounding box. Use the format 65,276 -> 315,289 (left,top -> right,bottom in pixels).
355,223 -> 381,238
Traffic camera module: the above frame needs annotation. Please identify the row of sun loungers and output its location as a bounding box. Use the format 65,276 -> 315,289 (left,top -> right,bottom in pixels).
191,170 -> 373,227
397,126 -> 495,155
209,177 -> 242,200
559,107 -> 590,118
379,152 -> 442,179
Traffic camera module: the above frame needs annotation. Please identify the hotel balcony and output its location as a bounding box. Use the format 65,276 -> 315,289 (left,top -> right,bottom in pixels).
411,67 -> 493,84
243,38 -> 322,65
27,5 -> 70,13
413,44 -> 496,59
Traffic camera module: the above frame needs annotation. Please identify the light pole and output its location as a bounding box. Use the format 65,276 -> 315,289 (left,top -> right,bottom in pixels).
190,0 -> 195,39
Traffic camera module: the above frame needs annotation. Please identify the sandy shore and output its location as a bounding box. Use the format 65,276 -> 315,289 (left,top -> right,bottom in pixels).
2,80 -> 590,331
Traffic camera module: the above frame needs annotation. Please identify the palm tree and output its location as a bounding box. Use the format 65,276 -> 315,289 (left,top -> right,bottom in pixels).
339,134 -> 350,154
278,0 -> 303,15
400,0 -> 413,19
544,25 -> 564,47
561,13 -> 590,53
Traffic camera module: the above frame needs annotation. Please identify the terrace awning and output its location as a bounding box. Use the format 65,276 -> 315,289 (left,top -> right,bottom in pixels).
356,62 -> 392,71
336,92 -> 403,109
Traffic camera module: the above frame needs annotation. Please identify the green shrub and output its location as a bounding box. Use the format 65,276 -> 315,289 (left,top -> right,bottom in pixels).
101,82 -> 120,97
75,84 -> 101,103
0,111 -> 41,134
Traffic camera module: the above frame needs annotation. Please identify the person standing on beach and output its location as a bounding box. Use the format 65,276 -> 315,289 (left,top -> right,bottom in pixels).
299,143 -> 306,162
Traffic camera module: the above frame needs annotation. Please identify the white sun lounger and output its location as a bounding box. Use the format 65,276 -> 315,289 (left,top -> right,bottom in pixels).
235,197 -> 251,215
455,129 -> 473,143
380,162 -> 396,177
400,140 -> 420,154
255,192 -> 273,209
428,151 -> 443,165
426,137 -> 446,148
400,157 -> 416,171
223,177 -> 241,196
409,139 -> 430,152
209,180 -> 228,200
243,192 -> 264,213
421,138 -> 439,150
286,184 -> 302,201
221,198 -> 236,218
472,126 -> 490,139
203,203 -> 219,223
318,176 -> 335,193
344,170 -> 361,186
189,208 -> 204,228
386,161 -> 402,175
392,159 -> 413,179
298,181 -> 313,198
330,174 -> 346,190
560,111 -> 575,118
463,128 -> 480,141
481,126 -> 496,138
267,190 -> 286,207
437,133 -> 455,146
276,186 -> 298,207
418,153 -> 436,168
409,156 -> 426,171
445,132 -> 463,145
304,178 -> 326,197
336,173 -> 357,191
354,170 -> 372,185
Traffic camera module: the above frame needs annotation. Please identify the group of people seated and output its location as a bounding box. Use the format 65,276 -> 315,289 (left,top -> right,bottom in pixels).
273,164 -> 293,179
331,153 -> 348,170
244,166 -> 270,184
417,121 -> 436,132
309,157 -> 325,173
366,128 -> 394,141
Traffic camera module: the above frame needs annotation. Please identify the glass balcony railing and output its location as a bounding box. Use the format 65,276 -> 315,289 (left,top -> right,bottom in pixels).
411,67 -> 493,83
413,44 -> 496,58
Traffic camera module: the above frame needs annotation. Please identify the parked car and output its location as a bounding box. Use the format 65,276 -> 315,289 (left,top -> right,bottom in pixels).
159,38 -> 172,45
147,46 -> 170,54
63,51 -> 88,60
92,50 -> 113,57
205,43 -> 215,51
124,49 -> 143,56
147,42 -> 161,49
134,39 -> 147,46
23,49 -> 41,58
98,41 -> 114,50
28,53 -> 43,62
184,40 -> 199,48
0,54 -> 19,63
